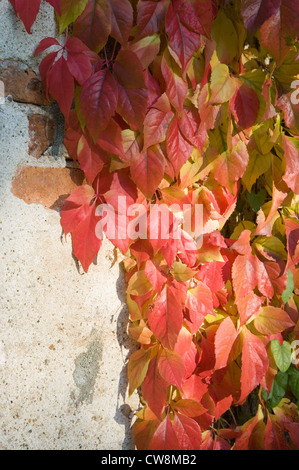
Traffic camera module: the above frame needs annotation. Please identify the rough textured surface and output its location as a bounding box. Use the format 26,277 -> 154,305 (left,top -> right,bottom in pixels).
0,60 -> 50,106
28,114 -> 55,158
11,165 -> 85,209
0,0 -> 58,68
0,0 -> 139,450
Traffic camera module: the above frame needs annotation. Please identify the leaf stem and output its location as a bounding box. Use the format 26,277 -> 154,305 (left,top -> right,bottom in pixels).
104,46 -> 109,68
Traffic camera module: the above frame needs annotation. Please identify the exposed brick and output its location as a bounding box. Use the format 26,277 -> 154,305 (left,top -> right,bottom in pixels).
11,165 -> 85,209
0,60 -> 50,106
28,114 -> 55,158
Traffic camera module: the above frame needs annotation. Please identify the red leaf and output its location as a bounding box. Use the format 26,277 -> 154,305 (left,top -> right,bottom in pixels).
185,282 -> 214,334
181,374 -> 209,403
130,146 -> 165,199
230,83 -> 260,129
179,106 -> 205,152
172,0 -> 216,38
257,257 -> 287,297
141,355 -> 168,418
46,0 -> 61,14
264,414 -> 292,450
148,284 -> 183,350
65,37 -> 93,85
34,37 -> 60,56
197,85 -> 221,133
47,56 -> 75,120
114,50 -> 148,130
149,414 -> 180,450
145,259 -> 167,294
104,168 -> 138,209
282,135 -> 299,195
239,327 -> 269,404
165,0 -> 202,72
230,229 -> 252,255
172,413 -> 202,450
61,185 -> 96,235
97,119 -> 127,161
240,0 -> 281,35
118,85 -> 148,131
237,291 -> 264,326
174,329 -> 198,379
214,395 -> 233,422
158,349 -> 185,389
277,92 -> 299,135
130,239 -> 153,268
254,306 -> 294,336
134,418 -> 160,451
255,183 -> 287,236
260,11 -> 290,66
212,136 -> 249,194
114,49 -> 146,90
38,51 -> 58,99
136,0 -> 169,40
173,399 -> 207,418
280,0 -> 299,38
77,134 -> 105,183
166,115 -> 194,176
285,217 -> 299,269
107,0 -> 133,45
201,430 -> 231,450
13,0 -> 41,33
214,317 -> 238,370
71,202 -> 102,272
147,203 -> 179,253
143,93 -> 173,150
232,253 -> 258,302
197,260 -> 226,307
79,68 -> 118,141
73,0 -> 111,53
161,49 -> 188,113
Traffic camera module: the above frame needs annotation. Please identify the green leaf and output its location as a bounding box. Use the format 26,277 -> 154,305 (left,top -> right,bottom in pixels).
266,371 -> 288,409
247,189 -> 267,213
288,366 -> 299,401
209,64 -> 237,104
282,270 -> 294,304
271,339 -> 292,373
242,150 -> 272,193
211,10 -> 238,65
57,0 -> 89,34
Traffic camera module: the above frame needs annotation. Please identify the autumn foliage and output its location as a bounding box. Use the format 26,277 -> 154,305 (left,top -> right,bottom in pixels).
11,0 -> 299,450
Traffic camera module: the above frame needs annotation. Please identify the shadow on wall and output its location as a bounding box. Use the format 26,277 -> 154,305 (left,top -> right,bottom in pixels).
114,266 -> 140,450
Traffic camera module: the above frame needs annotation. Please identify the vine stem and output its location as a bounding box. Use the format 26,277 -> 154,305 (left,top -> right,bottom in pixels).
229,408 -> 238,427
104,46 -> 109,68
110,40 -> 118,63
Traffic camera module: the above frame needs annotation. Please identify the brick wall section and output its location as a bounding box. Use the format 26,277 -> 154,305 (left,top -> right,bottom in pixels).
0,59 -> 83,208
11,166 -> 85,209
0,59 -> 50,106
28,114 -> 55,159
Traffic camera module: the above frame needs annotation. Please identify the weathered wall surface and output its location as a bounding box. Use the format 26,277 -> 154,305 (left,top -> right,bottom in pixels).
0,0 -> 139,450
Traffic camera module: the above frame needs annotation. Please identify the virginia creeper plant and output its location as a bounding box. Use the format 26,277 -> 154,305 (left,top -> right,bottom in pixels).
11,0 -> 299,450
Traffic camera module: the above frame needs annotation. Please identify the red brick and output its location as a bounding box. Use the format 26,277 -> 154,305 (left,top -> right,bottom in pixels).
0,60 -> 50,106
28,114 -> 55,158
11,165 -> 85,209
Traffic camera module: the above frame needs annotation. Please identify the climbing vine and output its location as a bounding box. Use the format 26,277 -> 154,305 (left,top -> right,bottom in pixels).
11,0 -> 299,450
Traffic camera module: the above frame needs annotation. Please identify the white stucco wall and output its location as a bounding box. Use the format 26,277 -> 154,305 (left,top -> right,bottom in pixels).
0,0 -> 138,450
